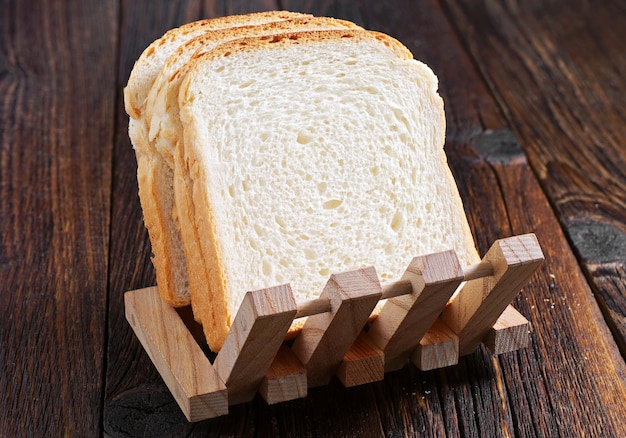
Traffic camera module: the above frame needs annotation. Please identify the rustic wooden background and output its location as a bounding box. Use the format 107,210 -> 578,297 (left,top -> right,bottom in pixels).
1,0 -> 625,436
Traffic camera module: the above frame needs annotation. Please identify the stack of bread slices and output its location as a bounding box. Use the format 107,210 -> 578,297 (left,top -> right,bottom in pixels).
124,11 -> 480,351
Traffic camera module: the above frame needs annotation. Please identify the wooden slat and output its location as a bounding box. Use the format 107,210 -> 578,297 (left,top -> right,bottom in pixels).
291,267 -> 382,387
442,234 -> 543,356
367,250 -> 464,371
336,332 -> 384,387
482,305 -> 531,355
214,284 -> 297,405
412,319 -> 459,371
259,344 -> 307,405
124,287 -> 228,421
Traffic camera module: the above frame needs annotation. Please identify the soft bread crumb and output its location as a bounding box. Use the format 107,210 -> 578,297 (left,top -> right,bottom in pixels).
179,29 -> 479,350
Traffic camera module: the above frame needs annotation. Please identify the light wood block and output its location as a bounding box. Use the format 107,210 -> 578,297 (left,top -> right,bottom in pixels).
483,305 -> 531,354
368,250 -> 464,372
412,318 -> 459,371
124,287 -> 228,422
336,332 -> 384,387
291,267 -> 382,387
259,344 -> 307,405
214,284 -> 297,405
442,233 -> 544,356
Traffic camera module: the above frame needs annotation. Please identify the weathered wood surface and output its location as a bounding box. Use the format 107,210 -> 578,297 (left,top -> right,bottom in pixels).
0,0 -> 117,436
1,0 -> 625,436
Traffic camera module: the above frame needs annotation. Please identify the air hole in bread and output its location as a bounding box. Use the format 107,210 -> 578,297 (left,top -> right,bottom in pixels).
297,131 -> 313,145
390,211 -> 404,232
323,199 -> 342,209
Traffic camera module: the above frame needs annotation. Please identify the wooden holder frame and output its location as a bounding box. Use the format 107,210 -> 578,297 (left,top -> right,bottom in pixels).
125,233 -> 543,422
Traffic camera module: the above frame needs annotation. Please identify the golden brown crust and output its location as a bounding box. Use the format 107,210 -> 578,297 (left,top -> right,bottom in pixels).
137,156 -> 190,306
188,159 -> 230,350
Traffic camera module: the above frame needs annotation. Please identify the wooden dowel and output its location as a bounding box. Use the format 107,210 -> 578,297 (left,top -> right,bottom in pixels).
294,261 -> 496,318
295,297 -> 332,319
381,279 -> 413,299
462,260 -> 494,281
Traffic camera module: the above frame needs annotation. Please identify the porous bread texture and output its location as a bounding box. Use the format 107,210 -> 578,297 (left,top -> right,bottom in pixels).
124,11 -> 309,307
179,29 -> 480,351
144,17 -> 363,321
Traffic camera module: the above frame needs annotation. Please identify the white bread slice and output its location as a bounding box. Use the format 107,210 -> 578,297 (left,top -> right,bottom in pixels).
124,11 -> 309,306
178,29 -> 480,350
143,17 -> 362,319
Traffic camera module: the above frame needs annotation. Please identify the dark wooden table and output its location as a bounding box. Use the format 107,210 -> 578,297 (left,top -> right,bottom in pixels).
2,0 -> 625,436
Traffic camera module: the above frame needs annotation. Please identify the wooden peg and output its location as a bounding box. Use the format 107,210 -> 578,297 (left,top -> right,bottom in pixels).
291,267 -> 382,388
336,332 -> 384,387
124,287 -> 228,421
367,250 -> 464,372
412,318 -> 459,371
259,344 -> 307,405
442,233 -> 544,356
213,284 -> 297,405
482,305 -> 531,354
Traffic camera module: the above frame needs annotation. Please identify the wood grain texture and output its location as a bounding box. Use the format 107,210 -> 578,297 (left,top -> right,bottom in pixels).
0,0 -> 116,436
441,0 -> 626,356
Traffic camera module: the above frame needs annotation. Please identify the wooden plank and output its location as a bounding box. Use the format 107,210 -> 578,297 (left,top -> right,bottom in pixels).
442,234 -> 544,356
291,267 -> 382,387
336,332 -> 384,387
412,319 -> 459,371
441,0 -> 626,354
214,284 -> 297,405
124,287 -> 228,421
482,305 -> 531,355
259,344 -> 307,405
367,250 -> 464,372
0,0 -> 117,436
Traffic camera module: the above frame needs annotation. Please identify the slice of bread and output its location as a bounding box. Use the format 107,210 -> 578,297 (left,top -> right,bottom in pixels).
178,29 -> 480,350
124,11 -> 309,306
143,17 -> 362,320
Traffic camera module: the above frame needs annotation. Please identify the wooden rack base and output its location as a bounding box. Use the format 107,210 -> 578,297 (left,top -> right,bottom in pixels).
125,234 -> 543,422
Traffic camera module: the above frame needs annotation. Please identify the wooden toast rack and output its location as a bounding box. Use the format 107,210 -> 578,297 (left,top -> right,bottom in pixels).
125,233 -> 543,422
